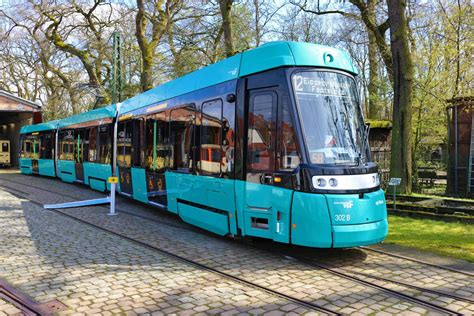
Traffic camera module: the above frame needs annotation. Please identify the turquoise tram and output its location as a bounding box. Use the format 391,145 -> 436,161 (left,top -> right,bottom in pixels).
19,120 -> 58,177
20,41 -> 388,248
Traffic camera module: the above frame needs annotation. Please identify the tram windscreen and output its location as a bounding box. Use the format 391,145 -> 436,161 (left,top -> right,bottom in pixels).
292,71 -> 368,165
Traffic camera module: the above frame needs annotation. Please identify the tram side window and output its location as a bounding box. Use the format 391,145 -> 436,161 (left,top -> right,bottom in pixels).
74,129 -> 86,163
132,119 -> 143,167
222,99 -> 235,177
40,133 -> 53,159
88,127 -> 97,162
117,121 -> 127,167
248,93 -> 275,171
59,130 -> 75,160
170,105 -> 195,171
146,112 -> 169,171
97,125 -> 112,164
25,137 -> 33,159
19,136 -> 27,158
117,121 -> 133,168
82,129 -> 89,163
278,96 -> 300,170
1,142 -> 8,153
199,99 -> 223,176
20,135 -> 36,159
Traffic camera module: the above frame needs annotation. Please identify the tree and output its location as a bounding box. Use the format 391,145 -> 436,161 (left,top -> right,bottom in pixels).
218,0 -> 235,57
367,0 -> 380,119
34,0 -> 117,106
387,0 -> 413,193
135,0 -> 184,91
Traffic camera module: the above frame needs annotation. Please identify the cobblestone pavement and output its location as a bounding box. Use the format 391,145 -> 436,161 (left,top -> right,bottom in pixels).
0,189 -> 315,315
1,171 -> 474,315
0,298 -> 22,316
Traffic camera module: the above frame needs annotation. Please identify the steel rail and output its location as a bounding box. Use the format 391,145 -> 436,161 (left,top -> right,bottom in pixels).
2,175 -> 472,279
273,252 -> 463,316
3,187 -> 338,316
0,177 -> 472,313
361,246 -> 474,277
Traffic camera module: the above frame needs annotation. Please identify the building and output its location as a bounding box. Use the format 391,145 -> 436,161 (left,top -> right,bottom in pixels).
0,90 -> 42,167
447,96 -> 474,196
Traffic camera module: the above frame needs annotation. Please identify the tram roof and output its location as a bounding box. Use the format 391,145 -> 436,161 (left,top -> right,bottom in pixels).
20,120 -> 59,134
57,104 -> 117,128
119,41 -> 358,114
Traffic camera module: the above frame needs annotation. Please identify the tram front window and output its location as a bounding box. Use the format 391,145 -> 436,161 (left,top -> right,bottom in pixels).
292,71 -> 368,166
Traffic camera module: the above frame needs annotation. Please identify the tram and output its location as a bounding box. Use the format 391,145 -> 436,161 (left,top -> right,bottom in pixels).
19,41 -> 388,248
0,140 -> 10,167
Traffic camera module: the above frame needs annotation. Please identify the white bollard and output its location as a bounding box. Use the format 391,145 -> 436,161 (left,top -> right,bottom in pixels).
108,181 -> 117,216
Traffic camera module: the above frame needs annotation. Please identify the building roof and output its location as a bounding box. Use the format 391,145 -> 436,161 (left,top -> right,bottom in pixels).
120,41 -> 358,114
0,90 -> 41,110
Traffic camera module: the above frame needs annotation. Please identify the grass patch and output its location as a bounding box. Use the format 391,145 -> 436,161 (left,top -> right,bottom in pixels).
385,215 -> 474,263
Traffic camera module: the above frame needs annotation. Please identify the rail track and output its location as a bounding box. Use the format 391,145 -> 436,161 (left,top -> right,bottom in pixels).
0,278 -> 66,316
0,176 -> 473,315
1,184 -> 337,315
1,175 -> 471,277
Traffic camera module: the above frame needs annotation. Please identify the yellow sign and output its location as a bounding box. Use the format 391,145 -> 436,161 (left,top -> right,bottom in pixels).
145,103 -> 167,113
108,177 -> 119,184
119,114 -> 133,121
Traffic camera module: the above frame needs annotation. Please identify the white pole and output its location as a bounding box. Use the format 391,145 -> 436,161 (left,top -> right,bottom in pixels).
108,102 -> 121,216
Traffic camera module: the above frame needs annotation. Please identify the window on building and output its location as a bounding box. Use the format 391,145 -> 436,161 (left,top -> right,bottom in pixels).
170,105 -> 195,171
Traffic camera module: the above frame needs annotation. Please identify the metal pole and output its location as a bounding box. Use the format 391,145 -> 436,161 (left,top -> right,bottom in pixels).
393,185 -> 396,210
454,105 -> 458,194
112,31 -> 122,104
108,103 -> 121,216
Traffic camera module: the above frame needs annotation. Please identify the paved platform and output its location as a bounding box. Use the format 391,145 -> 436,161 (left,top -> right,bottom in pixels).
0,171 -> 473,315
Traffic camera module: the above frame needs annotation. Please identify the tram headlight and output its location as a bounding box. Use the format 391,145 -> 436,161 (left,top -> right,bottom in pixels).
329,178 -> 338,187
316,178 -> 327,187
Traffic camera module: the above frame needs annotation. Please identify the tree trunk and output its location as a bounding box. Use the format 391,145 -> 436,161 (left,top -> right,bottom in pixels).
219,0 -> 235,57
253,0 -> 261,46
387,0 -> 413,194
367,0 -> 380,119
136,0 -> 153,92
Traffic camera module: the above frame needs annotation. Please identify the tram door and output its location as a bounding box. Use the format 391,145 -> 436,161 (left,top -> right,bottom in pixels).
74,129 -> 85,182
244,89 -> 292,242
245,91 -> 277,207
117,120 -> 134,196
32,136 -> 39,174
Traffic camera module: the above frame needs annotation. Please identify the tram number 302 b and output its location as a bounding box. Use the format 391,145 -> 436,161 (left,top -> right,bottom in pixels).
334,214 -> 351,222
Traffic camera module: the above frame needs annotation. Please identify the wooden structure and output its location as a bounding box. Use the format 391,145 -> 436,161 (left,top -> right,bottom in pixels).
447,96 -> 474,196
366,120 -> 392,187
0,90 -> 42,167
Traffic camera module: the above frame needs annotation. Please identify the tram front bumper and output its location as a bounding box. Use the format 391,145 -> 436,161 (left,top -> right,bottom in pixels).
290,189 -> 388,248
332,219 -> 388,248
